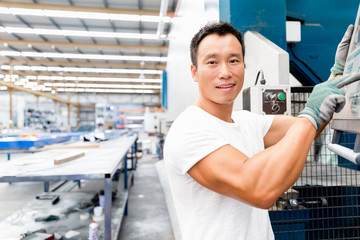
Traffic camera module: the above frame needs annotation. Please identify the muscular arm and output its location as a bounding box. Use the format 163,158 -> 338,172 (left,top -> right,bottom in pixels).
188,117 -> 316,209
264,115 -> 328,148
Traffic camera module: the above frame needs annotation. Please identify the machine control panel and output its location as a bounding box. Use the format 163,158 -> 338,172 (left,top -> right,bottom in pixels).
263,90 -> 287,114
243,85 -> 291,115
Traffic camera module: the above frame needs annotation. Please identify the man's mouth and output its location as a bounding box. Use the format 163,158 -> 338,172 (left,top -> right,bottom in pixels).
216,84 -> 235,89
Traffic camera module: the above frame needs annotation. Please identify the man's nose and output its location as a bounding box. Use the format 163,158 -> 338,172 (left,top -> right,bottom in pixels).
218,63 -> 232,79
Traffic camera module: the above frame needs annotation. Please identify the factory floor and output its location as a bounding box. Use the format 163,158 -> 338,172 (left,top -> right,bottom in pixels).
0,152 -> 175,240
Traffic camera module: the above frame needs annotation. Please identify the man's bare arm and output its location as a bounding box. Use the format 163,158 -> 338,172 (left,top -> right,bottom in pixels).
264,115 -> 328,148
188,117 -> 315,209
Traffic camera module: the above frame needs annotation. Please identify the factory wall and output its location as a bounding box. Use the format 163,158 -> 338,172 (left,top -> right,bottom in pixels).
0,91 -> 159,130
164,0 -> 222,123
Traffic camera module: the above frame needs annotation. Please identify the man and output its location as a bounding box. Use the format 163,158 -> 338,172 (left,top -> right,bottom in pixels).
164,22 -> 358,239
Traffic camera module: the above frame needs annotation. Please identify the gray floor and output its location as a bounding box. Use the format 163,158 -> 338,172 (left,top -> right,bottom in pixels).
0,153 -> 174,239
118,155 -> 175,240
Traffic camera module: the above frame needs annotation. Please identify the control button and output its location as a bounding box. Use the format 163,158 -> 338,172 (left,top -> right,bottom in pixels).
277,93 -> 286,101
272,104 -> 280,113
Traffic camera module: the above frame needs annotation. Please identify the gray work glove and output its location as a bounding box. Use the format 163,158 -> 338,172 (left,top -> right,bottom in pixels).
298,73 -> 360,130
330,24 -> 354,76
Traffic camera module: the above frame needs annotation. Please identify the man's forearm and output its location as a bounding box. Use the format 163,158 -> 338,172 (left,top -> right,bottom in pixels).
243,117 -> 316,208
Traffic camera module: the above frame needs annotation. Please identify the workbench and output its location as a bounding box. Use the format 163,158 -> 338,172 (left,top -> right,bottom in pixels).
0,134 -> 138,240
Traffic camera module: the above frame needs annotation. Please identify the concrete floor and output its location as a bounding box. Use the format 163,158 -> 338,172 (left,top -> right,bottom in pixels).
0,153 -> 174,240
118,155 -> 175,240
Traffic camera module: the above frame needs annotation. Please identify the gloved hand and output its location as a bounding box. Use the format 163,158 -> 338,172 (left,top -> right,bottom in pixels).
298,73 -> 360,129
330,24 -> 354,76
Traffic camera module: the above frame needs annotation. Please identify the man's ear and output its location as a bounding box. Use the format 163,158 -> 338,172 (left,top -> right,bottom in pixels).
191,65 -> 198,82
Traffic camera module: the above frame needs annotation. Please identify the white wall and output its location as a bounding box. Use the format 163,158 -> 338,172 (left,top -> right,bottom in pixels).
164,0 -> 219,123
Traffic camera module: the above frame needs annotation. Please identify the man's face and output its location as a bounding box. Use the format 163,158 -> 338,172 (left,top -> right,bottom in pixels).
191,33 -> 244,107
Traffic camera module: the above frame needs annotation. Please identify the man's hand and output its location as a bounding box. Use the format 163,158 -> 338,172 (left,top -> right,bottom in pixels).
299,73 -> 360,130
330,24 -> 354,76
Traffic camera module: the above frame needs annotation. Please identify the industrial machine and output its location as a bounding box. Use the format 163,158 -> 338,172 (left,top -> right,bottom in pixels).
223,1 -> 360,239
329,4 -> 360,165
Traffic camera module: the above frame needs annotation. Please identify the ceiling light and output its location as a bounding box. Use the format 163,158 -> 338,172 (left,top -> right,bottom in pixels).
1,65 -> 10,70
7,65 -> 162,75
14,81 -> 25,85
0,50 -> 167,62
0,26 -> 167,40
0,7 -> 171,23
25,76 -> 36,79
0,74 -> 162,83
14,75 -> 162,83
42,82 -> 161,89
55,88 -> 157,94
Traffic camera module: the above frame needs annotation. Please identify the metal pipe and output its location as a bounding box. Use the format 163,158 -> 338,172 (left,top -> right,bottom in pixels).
328,143 -> 360,165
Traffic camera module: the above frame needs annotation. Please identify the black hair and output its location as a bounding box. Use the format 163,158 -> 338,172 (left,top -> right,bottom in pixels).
190,21 -> 245,68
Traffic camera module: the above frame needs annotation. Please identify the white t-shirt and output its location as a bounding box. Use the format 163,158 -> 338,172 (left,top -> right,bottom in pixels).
164,106 -> 275,240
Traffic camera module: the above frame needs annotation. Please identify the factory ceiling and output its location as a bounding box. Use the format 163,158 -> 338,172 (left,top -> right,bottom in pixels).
0,0 -> 178,99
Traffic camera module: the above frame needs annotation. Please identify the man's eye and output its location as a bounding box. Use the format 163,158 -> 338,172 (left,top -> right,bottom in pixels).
230,59 -> 239,63
208,61 -> 216,64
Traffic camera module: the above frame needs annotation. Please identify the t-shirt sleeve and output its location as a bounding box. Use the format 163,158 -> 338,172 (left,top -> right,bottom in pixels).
164,118 -> 229,175
231,111 -> 274,138
258,114 -> 274,137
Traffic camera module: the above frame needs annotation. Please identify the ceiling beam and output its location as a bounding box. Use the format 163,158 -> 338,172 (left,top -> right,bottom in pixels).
0,58 -> 166,70
0,80 -> 80,106
0,2 -> 175,16
0,40 -> 168,52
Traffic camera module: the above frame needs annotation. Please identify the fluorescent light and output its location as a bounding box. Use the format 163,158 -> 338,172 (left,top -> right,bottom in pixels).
42,82 -> 161,89
3,74 -> 19,79
0,50 -> 167,62
8,65 -> 162,74
0,7 -> 171,23
0,74 -> 162,83
1,65 -> 10,70
55,88 -> 157,94
37,75 -> 65,81
141,15 -> 171,23
14,81 -> 25,85
0,26 -> 167,40
75,77 -> 162,83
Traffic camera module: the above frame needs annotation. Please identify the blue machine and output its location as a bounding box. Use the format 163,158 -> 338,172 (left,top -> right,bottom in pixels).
220,0 -> 359,86
219,1 -> 360,239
